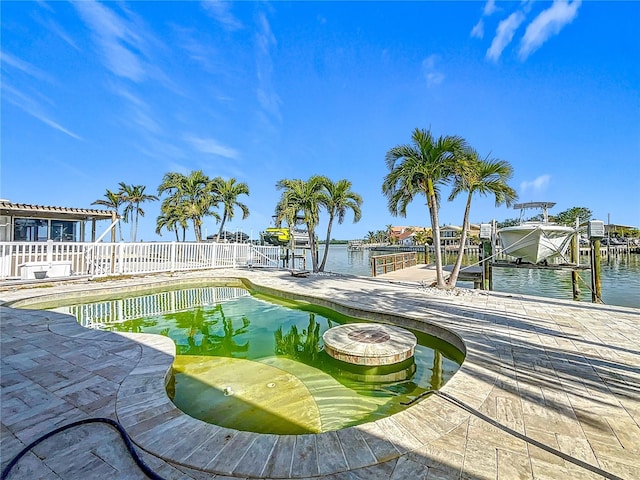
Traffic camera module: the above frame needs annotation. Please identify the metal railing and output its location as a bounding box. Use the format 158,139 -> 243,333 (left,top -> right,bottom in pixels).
0,241 -> 281,281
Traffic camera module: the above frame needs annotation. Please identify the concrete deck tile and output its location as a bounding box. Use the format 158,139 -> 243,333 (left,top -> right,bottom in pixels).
181,427 -> 236,469
597,457 -> 640,480
426,420 -> 469,457
131,413 -> 197,447
205,430 -> 256,474
529,457 -> 571,480
460,438 -> 497,479
123,406 -> 184,440
333,459 -> 397,480
335,427 -> 377,470
156,422 -> 217,460
315,431 -> 349,475
353,423 -> 400,463
2,451 -> 59,480
230,433 -> 278,477
261,434 -> 296,478
496,448 -> 533,479
408,443 -> 464,475
289,434 -> 318,478
389,456 -> 428,480
603,415 -> 640,453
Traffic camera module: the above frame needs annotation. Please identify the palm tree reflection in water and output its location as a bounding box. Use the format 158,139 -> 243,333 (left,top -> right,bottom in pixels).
172,304 -> 250,357
274,314 -> 330,363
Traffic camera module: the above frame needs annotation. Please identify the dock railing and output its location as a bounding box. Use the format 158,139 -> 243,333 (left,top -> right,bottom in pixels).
371,252 -> 418,277
0,241 -> 281,281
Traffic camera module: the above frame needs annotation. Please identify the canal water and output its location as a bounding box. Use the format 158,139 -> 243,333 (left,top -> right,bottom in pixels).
310,245 -> 640,309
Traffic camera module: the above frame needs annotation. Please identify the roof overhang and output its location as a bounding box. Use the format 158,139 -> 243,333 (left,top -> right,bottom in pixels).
0,201 -> 115,221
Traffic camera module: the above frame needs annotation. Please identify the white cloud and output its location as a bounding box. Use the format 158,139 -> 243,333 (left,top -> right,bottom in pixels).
422,55 -> 445,87
471,20 -> 484,39
2,83 -> 82,140
254,11 -> 282,122
520,174 -> 551,193
73,0 -> 146,81
0,51 -> 52,82
484,0 -> 498,16
184,135 -> 239,160
44,18 -> 81,51
519,0 -> 581,60
486,11 -> 526,62
201,0 -> 242,31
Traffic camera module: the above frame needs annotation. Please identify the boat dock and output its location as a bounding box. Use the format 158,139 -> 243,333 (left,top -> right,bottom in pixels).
374,263 -> 484,286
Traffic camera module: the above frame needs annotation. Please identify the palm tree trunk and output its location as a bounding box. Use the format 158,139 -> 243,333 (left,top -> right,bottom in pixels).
319,215 -> 335,272
307,225 -> 319,272
217,212 -> 228,241
447,194 -> 472,287
426,180 -> 446,288
193,219 -> 202,242
133,204 -> 139,242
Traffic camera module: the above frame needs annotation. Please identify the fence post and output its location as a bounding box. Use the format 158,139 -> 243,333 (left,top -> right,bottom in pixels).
170,242 -> 176,272
118,243 -> 124,275
46,240 -> 53,266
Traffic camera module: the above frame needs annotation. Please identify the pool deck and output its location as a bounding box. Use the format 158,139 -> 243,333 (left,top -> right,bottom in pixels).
1,268 -> 639,479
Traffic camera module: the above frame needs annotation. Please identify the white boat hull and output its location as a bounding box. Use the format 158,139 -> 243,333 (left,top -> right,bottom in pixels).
498,224 -> 574,264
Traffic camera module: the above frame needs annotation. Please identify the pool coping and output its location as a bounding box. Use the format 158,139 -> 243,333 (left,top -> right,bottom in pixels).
5,273 -> 493,478
2,268 -> 639,479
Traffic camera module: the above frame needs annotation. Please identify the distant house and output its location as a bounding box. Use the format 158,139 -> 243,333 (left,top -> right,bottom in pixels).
439,224 -> 481,249
389,226 -> 430,246
439,225 -> 462,247
0,200 -> 116,243
207,231 -> 250,243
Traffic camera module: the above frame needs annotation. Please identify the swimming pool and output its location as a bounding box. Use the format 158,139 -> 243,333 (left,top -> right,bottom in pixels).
33,281 -> 464,435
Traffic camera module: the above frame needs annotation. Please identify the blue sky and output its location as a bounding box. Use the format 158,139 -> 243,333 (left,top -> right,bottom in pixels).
2,0 -> 639,241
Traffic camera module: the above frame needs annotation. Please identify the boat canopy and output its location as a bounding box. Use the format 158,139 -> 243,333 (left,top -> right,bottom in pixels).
513,202 -> 556,210
513,202 -> 557,223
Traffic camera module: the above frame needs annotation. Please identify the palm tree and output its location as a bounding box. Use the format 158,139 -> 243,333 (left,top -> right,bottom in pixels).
446,149 -> 517,287
382,128 -> 467,288
118,183 -> 158,242
413,229 -> 431,246
211,177 -> 250,241
157,170 -> 218,242
275,175 -> 330,272
156,199 -> 189,241
92,189 -> 124,241
318,179 -> 362,272
386,224 -> 395,245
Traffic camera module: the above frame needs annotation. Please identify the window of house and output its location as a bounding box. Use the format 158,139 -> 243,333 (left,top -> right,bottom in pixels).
14,218 -> 49,241
0,216 -> 10,241
51,220 -> 79,241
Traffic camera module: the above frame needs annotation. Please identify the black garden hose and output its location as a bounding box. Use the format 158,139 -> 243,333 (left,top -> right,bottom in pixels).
1,417 -> 166,480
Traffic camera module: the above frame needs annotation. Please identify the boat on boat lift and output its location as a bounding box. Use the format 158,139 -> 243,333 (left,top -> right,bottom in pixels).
261,227 -> 291,246
498,202 -> 575,264
261,214 -> 312,248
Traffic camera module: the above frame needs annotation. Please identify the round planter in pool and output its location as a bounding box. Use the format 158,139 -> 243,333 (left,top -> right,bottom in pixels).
323,323 -> 417,366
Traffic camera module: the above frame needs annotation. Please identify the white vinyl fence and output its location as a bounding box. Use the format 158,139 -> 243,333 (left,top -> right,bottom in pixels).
0,241 -> 281,281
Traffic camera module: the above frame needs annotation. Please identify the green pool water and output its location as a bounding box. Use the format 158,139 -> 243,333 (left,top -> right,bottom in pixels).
47,284 -> 463,434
